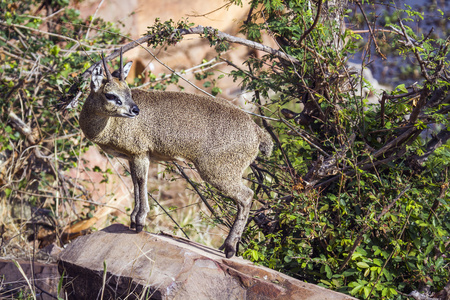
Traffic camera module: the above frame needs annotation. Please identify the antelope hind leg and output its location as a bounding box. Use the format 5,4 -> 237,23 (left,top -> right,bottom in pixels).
219,184 -> 254,258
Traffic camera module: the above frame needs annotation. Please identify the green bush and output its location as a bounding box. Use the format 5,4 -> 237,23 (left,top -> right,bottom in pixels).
144,1 -> 449,298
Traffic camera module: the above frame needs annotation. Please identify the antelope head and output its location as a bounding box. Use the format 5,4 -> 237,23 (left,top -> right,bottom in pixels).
90,48 -> 139,118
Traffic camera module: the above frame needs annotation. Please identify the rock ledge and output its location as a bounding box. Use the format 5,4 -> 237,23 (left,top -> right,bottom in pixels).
58,224 -> 355,300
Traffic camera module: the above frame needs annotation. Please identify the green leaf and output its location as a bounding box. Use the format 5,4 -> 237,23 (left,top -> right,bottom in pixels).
373,258 -> 383,267
356,262 -> 370,269
319,204 -> 329,212
325,264 -> 332,279
50,45 -> 61,56
395,83 -> 408,93
211,87 -> 222,96
389,288 -> 398,296
251,250 -> 259,261
383,268 -> 393,281
3,188 -> 12,198
363,286 -> 371,298
342,268 -> 358,277
350,284 -> 363,296
320,279 -> 332,287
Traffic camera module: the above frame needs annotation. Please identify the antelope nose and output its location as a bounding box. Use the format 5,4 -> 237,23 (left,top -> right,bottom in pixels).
131,105 -> 140,116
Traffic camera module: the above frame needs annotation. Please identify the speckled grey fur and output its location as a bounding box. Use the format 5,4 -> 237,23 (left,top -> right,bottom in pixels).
79,60 -> 273,258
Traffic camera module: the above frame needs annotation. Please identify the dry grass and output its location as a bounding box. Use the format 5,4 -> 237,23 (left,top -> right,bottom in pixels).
0,144 -> 226,262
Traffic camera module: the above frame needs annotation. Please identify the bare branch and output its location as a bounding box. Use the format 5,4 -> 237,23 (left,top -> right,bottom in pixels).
173,161 -> 219,220
85,0 -> 105,39
355,0 -> 386,59
178,25 -> 301,64
398,20 -> 430,81
77,24 -> 302,82
0,20 -> 93,50
298,0 -> 323,46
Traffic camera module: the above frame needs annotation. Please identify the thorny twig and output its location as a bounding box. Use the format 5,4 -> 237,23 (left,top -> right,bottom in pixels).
398,20 -> 430,81
134,58 -> 226,89
173,162 -> 220,220
355,0 -> 386,59
0,20 -> 95,50
147,191 -> 190,239
298,0 -> 323,46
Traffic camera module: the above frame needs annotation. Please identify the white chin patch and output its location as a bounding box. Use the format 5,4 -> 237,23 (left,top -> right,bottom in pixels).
123,114 -> 137,118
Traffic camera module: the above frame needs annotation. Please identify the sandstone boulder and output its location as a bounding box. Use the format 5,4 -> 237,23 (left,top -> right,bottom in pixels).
58,224 -> 355,300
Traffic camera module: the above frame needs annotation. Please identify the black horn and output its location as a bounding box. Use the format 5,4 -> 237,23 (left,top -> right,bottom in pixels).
119,47 -> 124,81
101,52 -> 112,82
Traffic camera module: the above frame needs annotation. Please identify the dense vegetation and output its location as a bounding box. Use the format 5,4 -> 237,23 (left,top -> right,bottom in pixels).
1,0 -> 449,299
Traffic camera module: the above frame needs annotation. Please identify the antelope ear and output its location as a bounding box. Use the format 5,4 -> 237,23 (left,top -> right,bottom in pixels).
91,63 -> 104,92
122,61 -> 133,79
111,62 -> 133,80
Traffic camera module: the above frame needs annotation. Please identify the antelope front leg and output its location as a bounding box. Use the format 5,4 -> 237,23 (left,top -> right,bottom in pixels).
220,186 -> 254,258
129,166 -> 139,229
129,156 -> 150,233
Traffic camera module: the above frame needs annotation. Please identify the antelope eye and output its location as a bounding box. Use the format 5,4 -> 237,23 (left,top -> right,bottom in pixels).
105,93 -> 117,100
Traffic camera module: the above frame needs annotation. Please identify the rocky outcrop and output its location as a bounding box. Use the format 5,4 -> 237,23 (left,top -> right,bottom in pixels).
58,224 -> 355,300
0,256 -> 60,299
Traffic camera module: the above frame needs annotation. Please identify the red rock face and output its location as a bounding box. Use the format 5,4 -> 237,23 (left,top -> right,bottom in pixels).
58,224 -> 357,300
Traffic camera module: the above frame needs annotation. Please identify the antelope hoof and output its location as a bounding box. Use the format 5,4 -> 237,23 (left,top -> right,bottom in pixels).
130,222 -> 136,229
135,224 -> 144,233
219,241 -> 236,258
224,245 -> 236,258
